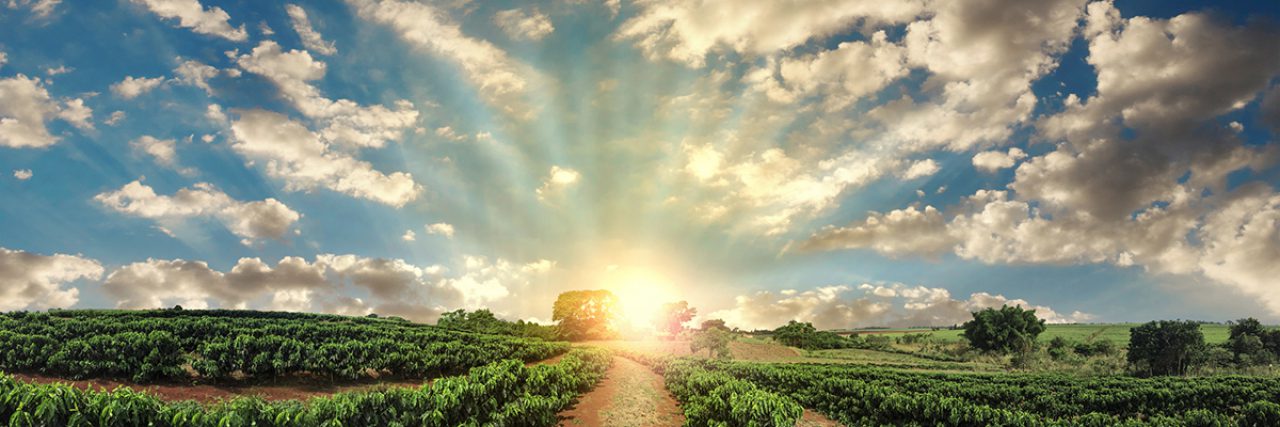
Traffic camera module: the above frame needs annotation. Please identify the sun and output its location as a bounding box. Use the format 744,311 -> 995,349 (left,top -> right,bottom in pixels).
605,269 -> 680,333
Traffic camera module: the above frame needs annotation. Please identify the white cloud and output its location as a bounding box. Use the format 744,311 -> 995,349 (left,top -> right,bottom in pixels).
130,0 -> 248,41
866,0 -> 1086,152
229,109 -> 422,207
0,74 -> 90,148
712,283 -> 1090,330
44,66 -> 70,77
101,253 -> 552,322
105,111 -> 127,126
6,0 -> 61,18
347,0 -> 539,119
131,135 -> 178,167
401,229 -> 415,241
617,0 -> 925,68
235,41 -> 420,149
13,169 -> 32,181
972,147 -> 1027,173
901,159 -> 939,180
95,179 -> 301,244
493,8 -> 554,41
111,76 -> 164,99
0,51 -> 6,69
173,59 -> 220,94
798,205 -> 951,256
56,98 -> 92,131
746,31 -> 907,110
286,4 -> 337,56
0,247 -> 102,311
425,222 -> 455,238
536,165 -> 581,201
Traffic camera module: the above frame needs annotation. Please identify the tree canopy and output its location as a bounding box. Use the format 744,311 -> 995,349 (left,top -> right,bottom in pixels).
552,290 -> 620,341
654,301 -> 696,338
1128,320 -> 1205,376
961,305 -> 1046,353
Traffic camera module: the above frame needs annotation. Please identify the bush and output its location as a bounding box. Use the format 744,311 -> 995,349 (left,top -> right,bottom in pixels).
771,321 -> 853,350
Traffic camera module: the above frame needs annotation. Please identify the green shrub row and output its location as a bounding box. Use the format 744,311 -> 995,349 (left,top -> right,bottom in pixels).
0,310 -> 567,382
0,347 -> 611,427
713,362 -> 1280,426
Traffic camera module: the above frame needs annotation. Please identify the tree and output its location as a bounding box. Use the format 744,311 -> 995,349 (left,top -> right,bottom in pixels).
961,305 -> 1046,353
700,319 -> 728,331
552,290 -> 620,341
773,321 -> 818,348
691,327 -> 734,358
654,301 -> 696,339
1230,318 -> 1266,340
1128,320 -> 1205,376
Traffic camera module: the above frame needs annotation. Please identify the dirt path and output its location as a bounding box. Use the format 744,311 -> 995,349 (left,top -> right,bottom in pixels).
557,356 -> 684,427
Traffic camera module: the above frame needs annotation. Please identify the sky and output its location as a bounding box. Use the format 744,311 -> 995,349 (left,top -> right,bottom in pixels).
2,0 -> 1280,330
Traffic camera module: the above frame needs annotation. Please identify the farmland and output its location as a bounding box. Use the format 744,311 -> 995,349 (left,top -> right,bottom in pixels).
843,323 -> 1234,347
3,309 -> 1280,426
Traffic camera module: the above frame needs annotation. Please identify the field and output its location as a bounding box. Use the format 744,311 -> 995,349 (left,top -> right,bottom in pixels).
846,323 -> 1233,346
2,311 -> 1279,426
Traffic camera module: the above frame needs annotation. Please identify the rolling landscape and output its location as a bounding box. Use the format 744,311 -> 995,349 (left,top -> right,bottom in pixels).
3,0 -> 1280,425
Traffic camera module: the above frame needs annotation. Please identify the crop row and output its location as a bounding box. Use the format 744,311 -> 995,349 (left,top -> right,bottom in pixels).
615,351 -> 803,426
0,310 -> 567,382
0,347 -> 612,427
712,362 -> 1280,426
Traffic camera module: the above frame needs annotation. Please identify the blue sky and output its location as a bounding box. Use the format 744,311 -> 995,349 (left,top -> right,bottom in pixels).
2,0 -> 1279,329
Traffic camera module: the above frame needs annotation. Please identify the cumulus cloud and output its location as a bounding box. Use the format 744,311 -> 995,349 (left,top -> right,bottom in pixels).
110,76 -> 165,99
901,159 -> 939,180
346,0 -> 540,118
101,253 -> 553,322
401,229 -> 415,241
866,0 -> 1086,152
234,41 -> 419,149
680,141 -> 901,236
0,74 -> 91,148
286,4 -> 337,55
95,179 -> 300,244
13,169 -> 32,180
746,31 -> 907,110
972,147 -> 1027,173
105,111 -> 126,126
798,205 -> 951,256
173,59 -> 221,94
228,109 -> 422,207
617,0 -> 925,68
711,283 -> 1091,330
130,0 -> 248,41
536,166 -> 580,201
6,0 -> 61,18
0,247 -> 102,311
131,136 -> 196,175
425,222 -> 455,238
493,8 -> 554,41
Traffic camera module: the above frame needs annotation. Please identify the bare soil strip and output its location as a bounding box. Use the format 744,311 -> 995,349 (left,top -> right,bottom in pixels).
557,356 -> 684,427
798,409 -> 844,427
9,372 -> 425,403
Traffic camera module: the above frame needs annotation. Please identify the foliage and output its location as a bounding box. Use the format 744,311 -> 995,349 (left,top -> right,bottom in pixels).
662,360 -> 802,427
961,305 -> 1046,353
700,319 -> 727,331
0,309 -> 567,382
1128,320 -> 1206,376
690,328 -> 734,359
0,347 -> 611,427
551,290 -> 620,341
436,308 -> 558,340
706,360 -> 1280,426
772,321 -> 852,350
653,301 -> 696,339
